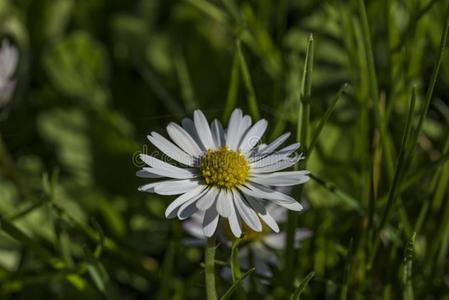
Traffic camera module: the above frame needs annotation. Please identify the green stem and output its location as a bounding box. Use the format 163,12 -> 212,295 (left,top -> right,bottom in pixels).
285,34 -> 313,288
205,236 -> 218,300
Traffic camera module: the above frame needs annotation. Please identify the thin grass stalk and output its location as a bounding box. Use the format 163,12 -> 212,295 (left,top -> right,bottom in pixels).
237,40 -> 260,120
205,236 -> 218,300
307,83 -> 348,157
284,34 -> 313,287
357,0 -> 395,180
223,51 -> 240,122
369,88 -> 417,266
407,3 -> 449,161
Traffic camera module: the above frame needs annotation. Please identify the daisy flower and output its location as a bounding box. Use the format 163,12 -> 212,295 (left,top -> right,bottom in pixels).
0,39 -> 19,108
137,108 -> 310,237
183,202 -> 312,277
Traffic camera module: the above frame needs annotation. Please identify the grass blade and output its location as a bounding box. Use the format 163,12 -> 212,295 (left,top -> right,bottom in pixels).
370,88 -> 417,265
174,49 -> 197,113
401,233 -> 416,300
296,34 -> 314,151
223,50 -> 240,121
357,0 -> 394,180
289,271 -> 315,300
220,268 -> 255,300
308,83 -> 349,157
285,34 -> 314,287
230,238 -> 242,282
407,3 -> 449,161
237,39 -> 260,119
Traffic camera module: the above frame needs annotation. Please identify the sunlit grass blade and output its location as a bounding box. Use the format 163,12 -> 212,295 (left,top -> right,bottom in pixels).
220,268 -> 255,300
223,51 -> 240,121
237,39 -> 260,119
357,0 -> 394,180
289,271 -> 315,300
296,34 -> 314,152
307,83 -> 349,157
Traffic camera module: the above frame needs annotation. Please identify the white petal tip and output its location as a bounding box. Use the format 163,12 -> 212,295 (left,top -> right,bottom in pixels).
204,230 -> 215,238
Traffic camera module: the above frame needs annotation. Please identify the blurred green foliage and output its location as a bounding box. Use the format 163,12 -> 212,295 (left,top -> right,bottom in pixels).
1,0 -> 449,299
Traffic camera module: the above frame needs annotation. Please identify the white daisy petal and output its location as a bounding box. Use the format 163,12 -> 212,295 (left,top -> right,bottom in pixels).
203,205 -> 220,237
228,195 -> 242,237
263,229 -> 312,250
167,122 -> 203,157
232,189 -> 262,232
183,218 -> 206,240
249,171 -> 310,186
138,179 -> 199,194
146,179 -> 200,195
216,189 -> 232,217
136,170 -> 164,179
140,167 -> 197,179
239,119 -> 268,154
238,183 -> 303,211
165,185 -> 207,218
139,154 -> 197,179
194,110 -> 215,149
0,40 -> 18,78
250,143 -> 301,165
267,203 -> 288,222
252,143 -> 267,154
147,132 -> 195,166
240,115 -> 252,134
226,109 -> 243,150
250,156 -> 300,173
263,232 -> 287,250
178,188 -> 209,220
258,132 -> 291,155
245,196 -> 280,232
181,118 -> 206,150
211,119 -> 225,148
196,186 -> 219,210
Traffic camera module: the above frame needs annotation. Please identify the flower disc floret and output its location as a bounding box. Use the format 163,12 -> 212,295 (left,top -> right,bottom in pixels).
200,147 -> 249,189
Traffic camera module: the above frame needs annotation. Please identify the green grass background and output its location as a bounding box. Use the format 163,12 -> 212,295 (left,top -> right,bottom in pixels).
1,0 -> 449,298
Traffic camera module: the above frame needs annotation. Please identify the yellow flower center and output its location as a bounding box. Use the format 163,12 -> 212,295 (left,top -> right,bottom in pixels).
200,147 -> 250,189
